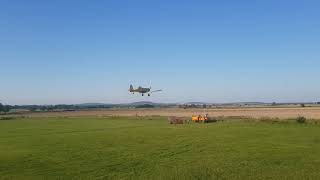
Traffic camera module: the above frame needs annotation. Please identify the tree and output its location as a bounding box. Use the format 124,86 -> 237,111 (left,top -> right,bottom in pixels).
0,103 -> 3,112
0,103 -> 12,112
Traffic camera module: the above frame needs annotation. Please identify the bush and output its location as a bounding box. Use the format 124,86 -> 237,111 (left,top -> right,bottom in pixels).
206,117 -> 218,123
296,116 -> 307,124
168,116 -> 189,124
259,117 -> 281,123
0,117 -> 16,120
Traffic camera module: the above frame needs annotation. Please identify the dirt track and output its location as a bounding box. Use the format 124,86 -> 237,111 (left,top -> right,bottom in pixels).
20,107 -> 320,119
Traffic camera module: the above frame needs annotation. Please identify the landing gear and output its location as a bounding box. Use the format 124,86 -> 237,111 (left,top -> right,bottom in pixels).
141,93 -> 150,96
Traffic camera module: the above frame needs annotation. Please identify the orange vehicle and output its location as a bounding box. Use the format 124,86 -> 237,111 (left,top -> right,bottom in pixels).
192,114 -> 208,122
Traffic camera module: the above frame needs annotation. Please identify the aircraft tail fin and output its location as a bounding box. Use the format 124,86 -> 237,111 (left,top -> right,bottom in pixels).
129,85 -> 134,92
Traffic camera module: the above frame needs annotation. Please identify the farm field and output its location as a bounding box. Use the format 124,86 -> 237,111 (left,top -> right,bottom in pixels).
1,116 -> 320,179
21,107 -> 320,119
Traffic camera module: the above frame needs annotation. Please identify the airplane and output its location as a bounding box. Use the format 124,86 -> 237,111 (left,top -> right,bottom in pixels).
129,84 -> 162,96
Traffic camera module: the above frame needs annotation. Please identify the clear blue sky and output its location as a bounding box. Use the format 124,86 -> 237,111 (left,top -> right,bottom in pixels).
1,0 -> 320,105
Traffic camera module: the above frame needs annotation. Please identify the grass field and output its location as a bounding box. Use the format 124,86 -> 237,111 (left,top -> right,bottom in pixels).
1,117 -> 320,179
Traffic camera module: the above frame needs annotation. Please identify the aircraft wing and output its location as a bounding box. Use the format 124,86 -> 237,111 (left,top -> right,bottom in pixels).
151,89 -> 162,93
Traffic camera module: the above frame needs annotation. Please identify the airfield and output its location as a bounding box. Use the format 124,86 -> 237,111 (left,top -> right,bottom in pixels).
20,106 -> 320,119
1,106 -> 320,179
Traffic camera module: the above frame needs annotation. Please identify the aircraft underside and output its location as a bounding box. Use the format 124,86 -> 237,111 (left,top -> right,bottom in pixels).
132,92 -> 151,96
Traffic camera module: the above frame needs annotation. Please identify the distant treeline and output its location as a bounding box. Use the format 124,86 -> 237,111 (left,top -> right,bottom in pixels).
0,103 -> 13,112
0,103 -> 168,113
0,103 -> 113,113
135,104 -> 155,108
2,102 -> 320,113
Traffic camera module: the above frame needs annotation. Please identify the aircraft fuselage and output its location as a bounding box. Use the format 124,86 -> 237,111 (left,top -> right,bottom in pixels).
129,85 -> 150,94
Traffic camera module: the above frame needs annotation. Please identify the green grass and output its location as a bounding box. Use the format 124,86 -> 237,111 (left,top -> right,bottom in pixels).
1,117 -> 320,180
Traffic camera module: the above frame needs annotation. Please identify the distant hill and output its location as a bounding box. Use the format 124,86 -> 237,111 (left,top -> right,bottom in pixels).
77,103 -> 110,106
75,101 -> 172,108
223,102 -> 267,105
129,101 -> 156,106
184,102 -> 268,105
184,102 -> 209,105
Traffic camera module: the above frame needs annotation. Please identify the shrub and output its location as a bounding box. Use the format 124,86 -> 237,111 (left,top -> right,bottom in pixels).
0,117 -> 16,120
168,116 -> 189,124
296,116 -> 307,124
206,117 -> 218,123
259,117 -> 281,123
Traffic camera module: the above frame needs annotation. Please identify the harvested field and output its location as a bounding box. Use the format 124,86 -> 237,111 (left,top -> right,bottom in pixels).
16,107 -> 320,119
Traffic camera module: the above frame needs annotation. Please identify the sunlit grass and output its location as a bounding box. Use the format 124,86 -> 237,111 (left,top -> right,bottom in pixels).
1,116 -> 320,179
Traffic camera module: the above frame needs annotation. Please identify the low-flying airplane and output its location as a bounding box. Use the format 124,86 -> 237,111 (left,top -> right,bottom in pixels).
129,85 -> 162,96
